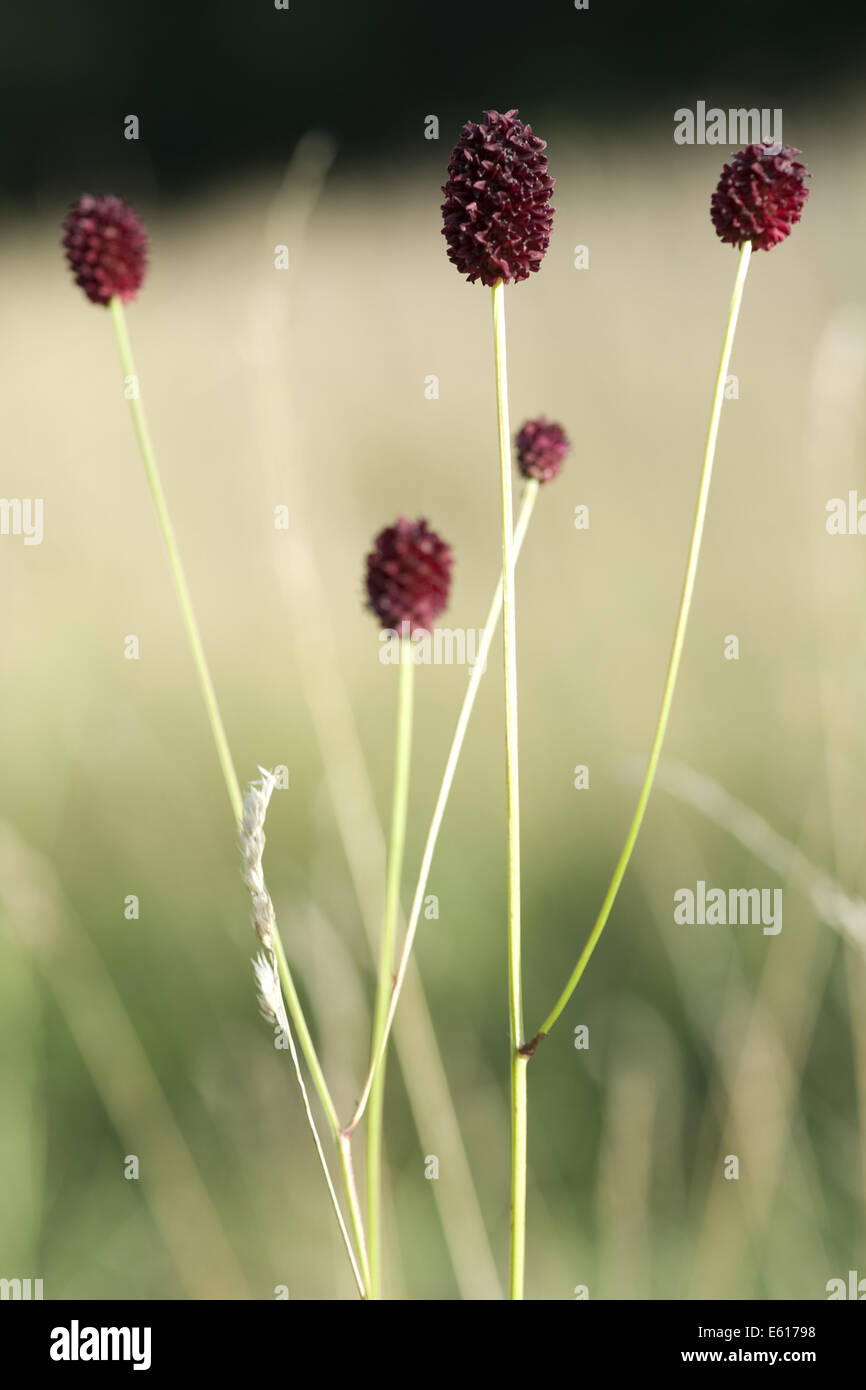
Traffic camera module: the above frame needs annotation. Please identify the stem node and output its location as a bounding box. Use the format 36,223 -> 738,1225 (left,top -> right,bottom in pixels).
518,1031 -> 547,1060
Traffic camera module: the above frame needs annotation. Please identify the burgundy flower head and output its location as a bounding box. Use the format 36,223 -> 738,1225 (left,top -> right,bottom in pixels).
62,194 -> 148,305
441,109 -> 554,287
710,143 -> 809,252
515,417 -> 570,483
365,517 -> 453,634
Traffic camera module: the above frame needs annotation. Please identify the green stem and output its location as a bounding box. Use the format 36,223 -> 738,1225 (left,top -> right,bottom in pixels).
511,1052 -> 528,1299
272,932 -> 340,1136
344,481 -> 540,1135
491,280 -> 525,1300
339,1133 -> 373,1298
109,296 -> 243,828
276,985 -> 365,1297
532,240 -> 753,1045
108,296 -> 362,1284
366,636 -> 415,1299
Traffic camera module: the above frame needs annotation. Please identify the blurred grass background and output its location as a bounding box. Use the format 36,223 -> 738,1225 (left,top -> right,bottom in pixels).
1,106 -> 865,1299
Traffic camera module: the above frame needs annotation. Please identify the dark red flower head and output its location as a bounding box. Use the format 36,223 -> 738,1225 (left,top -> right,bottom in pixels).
441,109 -> 554,287
710,143 -> 809,252
365,517 -> 453,633
515,417 -> 570,483
62,194 -> 148,305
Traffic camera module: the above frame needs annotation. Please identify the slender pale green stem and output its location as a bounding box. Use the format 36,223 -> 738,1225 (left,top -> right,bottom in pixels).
271,932 -> 340,1136
110,296 -> 332,1110
345,481 -> 540,1135
491,279 -> 525,1301
366,636 -> 415,1299
276,982 -> 365,1297
339,1134 -> 372,1297
108,296 -> 365,1289
511,1051 -> 527,1294
109,296 -> 243,827
531,240 -> 753,1046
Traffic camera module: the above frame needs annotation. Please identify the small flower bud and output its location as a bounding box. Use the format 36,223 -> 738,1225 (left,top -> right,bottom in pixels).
710,143 -> 809,252
515,417 -> 570,483
62,194 -> 148,305
365,518 -> 453,634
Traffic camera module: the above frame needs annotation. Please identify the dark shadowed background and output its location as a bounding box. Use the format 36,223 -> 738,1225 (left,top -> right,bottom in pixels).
2,0 -> 865,205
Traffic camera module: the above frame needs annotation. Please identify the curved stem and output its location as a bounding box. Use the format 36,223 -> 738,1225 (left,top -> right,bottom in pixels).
277,972 -> 365,1297
365,637 -> 415,1299
532,240 -> 753,1045
109,296 -> 243,826
108,296 -> 362,1288
272,931 -> 340,1137
344,481 -> 540,1134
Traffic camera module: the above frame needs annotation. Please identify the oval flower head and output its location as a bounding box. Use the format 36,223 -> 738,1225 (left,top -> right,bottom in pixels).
365,517 -> 453,635
515,417 -> 570,484
441,109 -> 554,286
710,143 -> 809,252
62,194 -> 148,305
